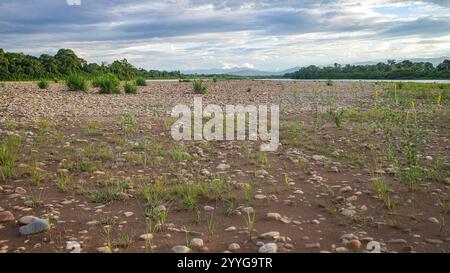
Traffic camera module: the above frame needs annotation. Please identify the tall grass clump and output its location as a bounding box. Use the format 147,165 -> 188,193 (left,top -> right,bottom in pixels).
124,82 -> 137,94
99,74 -> 120,94
37,80 -> 49,90
135,78 -> 147,86
193,79 -> 207,94
66,74 -> 89,92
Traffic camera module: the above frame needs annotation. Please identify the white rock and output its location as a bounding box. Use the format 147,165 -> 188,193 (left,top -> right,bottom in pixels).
172,245 -> 191,253
190,238 -> 204,248
259,243 -> 277,253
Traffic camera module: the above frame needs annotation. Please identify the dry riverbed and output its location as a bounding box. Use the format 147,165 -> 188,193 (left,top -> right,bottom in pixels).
0,80 -> 448,253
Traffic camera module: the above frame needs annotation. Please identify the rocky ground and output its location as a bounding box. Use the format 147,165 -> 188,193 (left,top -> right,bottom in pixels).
0,80 -> 448,253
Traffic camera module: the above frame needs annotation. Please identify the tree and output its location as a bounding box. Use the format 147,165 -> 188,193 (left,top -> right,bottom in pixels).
55,49 -> 83,75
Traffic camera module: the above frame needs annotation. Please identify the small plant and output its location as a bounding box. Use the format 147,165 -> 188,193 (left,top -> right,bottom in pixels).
213,77 -> 218,83
66,74 -> 88,92
327,79 -> 334,86
37,80 -> 49,89
243,210 -> 256,240
206,212 -> 215,239
193,79 -> 207,94
122,111 -> 137,133
331,109 -> 346,128
55,172 -> 72,192
91,77 -> 102,88
135,78 -> 147,86
98,74 -> 120,94
124,82 -> 137,94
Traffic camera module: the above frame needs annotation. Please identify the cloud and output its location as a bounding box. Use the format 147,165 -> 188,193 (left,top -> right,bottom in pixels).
66,0 -> 81,6
0,0 -> 449,70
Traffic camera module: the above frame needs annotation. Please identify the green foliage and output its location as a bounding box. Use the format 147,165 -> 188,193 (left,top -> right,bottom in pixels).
66,74 -> 88,92
37,80 -> 49,89
327,79 -> 334,86
286,59 -> 450,79
98,73 -> 120,94
124,82 -> 137,94
135,78 -> 147,86
193,79 -> 207,94
0,48 -> 182,81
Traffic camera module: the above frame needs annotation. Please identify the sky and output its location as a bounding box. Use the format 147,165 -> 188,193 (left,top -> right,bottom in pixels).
0,0 -> 450,71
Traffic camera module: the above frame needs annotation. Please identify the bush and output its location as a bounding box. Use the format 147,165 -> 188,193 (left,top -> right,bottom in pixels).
91,77 -> 102,88
66,74 -> 89,92
213,77 -> 218,83
37,80 -> 49,89
124,82 -> 137,94
179,79 -> 191,83
98,74 -> 120,94
135,78 -> 147,86
327,79 -> 334,86
193,79 -> 207,94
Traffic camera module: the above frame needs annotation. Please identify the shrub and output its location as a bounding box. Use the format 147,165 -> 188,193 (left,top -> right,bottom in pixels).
124,82 -> 137,94
135,78 -> 147,86
327,79 -> 334,86
37,80 -> 49,89
213,77 -> 218,83
66,74 -> 89,92
91,77 -> 102,88
193,79 -> 207,94
179,79 -> 191,83
99,74 -> 120,94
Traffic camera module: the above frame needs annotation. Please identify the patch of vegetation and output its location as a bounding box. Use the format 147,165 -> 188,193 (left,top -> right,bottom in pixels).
135,78 -> 147,86
66,74 -> 89,92
193,79 -> 207,94
98,73 -> 120,94
37,80 -> 49,89
124,82 -> 137,94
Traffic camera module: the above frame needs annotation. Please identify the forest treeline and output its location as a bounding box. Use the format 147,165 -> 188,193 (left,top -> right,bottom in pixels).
0,48 -> 182,81
284,59 -> 450,79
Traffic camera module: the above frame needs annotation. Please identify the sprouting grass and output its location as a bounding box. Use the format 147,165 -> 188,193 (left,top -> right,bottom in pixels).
168,145 -> 191,161
84,122 -> 103,136
90,187 -> 123,203
146,207 -> 169,232
25,164 -> 45,185
243,210 -> 256,240
55,172 -> 72,192
122,111 -> 137,133
206,212 -> 215,239
0,136 -> 22,182
244,183 -> 255,205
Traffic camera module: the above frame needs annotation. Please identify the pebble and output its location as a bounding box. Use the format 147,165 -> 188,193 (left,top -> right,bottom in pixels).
254,194 -> 267,200
347,239 -> 362,250
425,239 -> 443,245
203,206 -> 215,212
311,219 -> 320,225
97,246 -> 112,253
66,241 -> 81,253
427,217 -> 439,224
124,212 -> 134,217
18,215 -> 39,226
259,231 -> 280,239
228,243 -> 240,251
225,226 -> 237,232
216,163 -> 230,171
259,243 -> 277,253
190,238 -> 204,248
340,186 -> 353,193
139,234 -> 154,241
266,213 -> 282,221
172,245 -> 191,253
0,211 -> 15,223
15,187 -> 27,194
388,239 -> 407,244
305,243 -> 321,249
335,247 -> 348,253
340,208 -> 356,217
19,219 -> 50,236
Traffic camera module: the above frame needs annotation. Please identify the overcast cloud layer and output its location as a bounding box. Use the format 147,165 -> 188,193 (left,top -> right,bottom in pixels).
1,0 -> 450,71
